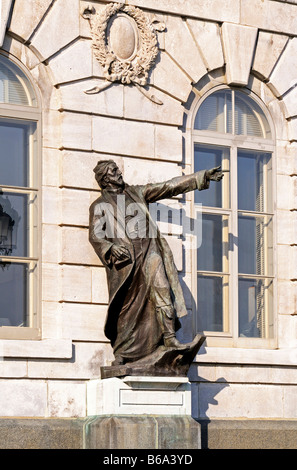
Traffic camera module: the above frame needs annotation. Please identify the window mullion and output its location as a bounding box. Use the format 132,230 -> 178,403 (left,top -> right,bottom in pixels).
230,144 -> 238,341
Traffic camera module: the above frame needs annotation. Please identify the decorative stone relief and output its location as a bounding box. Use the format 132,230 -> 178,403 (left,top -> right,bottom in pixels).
82,3 -> 165,104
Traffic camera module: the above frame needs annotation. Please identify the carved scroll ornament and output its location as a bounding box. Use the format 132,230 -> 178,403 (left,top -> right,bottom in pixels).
82,3 -> 165,104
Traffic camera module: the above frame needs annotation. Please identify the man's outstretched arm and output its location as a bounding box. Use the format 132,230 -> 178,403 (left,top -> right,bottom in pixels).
140,167 -> 223,203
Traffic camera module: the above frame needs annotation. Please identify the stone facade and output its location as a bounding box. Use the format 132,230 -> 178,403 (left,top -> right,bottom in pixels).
0,0 -> 296,446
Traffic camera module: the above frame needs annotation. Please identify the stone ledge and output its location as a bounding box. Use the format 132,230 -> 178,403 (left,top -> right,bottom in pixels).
197,419 -> 297,449
195,346 -> 297,366
0,338 -> 72,359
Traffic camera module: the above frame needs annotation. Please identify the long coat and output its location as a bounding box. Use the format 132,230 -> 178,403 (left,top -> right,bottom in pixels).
89,171 -> 209,360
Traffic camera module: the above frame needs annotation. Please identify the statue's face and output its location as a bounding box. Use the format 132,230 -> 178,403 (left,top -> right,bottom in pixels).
104,162 -> 124,188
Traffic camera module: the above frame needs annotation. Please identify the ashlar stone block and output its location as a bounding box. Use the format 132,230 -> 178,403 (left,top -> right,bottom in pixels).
278,315 -> 297,350
61,226 -> 102,266
277,210 -> 297,245
164,15 -> 207,84
196,382 -> 283,419
42,224 -> 61,264
61,302 -> 107,342
30,0 -> 80,61
0,0 -> 13,46
282,87 -> 297,119
61,188 -> 98,227
277,244 -> 297,281
288,117 -> 297,142
0,380 -> 47,417
123,83 -> 184,126
93,116 -> 183,162
9,0 -> 52,42
91,267 -> 109,304
151,52 -> 192,103
61,265 -> 92,303
61,112 -> 92,151
42,148 -> 60,187
269,38 -> 297,97
283,386 -> 297,418
0,338 -> 72,359
42,109 -> 62,149
61,151 -> 182,190
277,174 -> 294,210
42,263 -> 62,302
48,39 -> 93,86
187,19 -> 224,72
48,381 -> 86,418
222,23 -> 258,86
59,79 -> 123,117
278,280 -> 297,315
252,31 -> 288,80
241,0 -> 297,36
92,115 -> 154,158
27,342 -> 113,380
155,124 -> 183,162
42,187 -> 61,225
127,0 -> 240,24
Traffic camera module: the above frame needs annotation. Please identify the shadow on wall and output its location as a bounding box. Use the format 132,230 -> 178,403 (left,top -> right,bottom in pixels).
189,354 -> 230,449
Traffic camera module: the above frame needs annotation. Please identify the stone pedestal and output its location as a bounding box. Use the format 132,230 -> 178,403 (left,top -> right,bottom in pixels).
87,376 -> 191,416
86,375 -> 201,449
84,415 -> 201,449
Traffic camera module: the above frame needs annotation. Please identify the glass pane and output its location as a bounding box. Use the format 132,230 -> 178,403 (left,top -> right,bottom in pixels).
235,92 -> 271,138
0,262 -> 30,327
238,214 -> 273,276
0,191 -> 37,258
239,277 -> 273,338
0,54 -> 36,106
0,119 -> 36,188
197,214 -> 228,272
197,274 -> 228,332
238,151 -> 272,212
194,90 -> 232,133
194,145 -> 229,208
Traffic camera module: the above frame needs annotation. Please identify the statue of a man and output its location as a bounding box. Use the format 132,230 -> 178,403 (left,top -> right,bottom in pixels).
89,160 -> 223,367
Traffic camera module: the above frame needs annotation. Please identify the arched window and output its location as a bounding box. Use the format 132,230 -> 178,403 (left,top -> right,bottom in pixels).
192,87 -> 275,348
0,53 -> 40,339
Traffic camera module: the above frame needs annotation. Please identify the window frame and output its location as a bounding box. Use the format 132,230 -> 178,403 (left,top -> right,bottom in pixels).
190,85 -> 277,349
0,52 -> 42,340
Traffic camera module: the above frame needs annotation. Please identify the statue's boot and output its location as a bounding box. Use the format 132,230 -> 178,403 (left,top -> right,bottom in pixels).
112,355 -> 125,366
157,305 -> 191,351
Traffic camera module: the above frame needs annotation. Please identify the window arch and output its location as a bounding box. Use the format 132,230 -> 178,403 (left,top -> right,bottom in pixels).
194,88 -> 272,139
0,53 -> 41,339
192,86 -> 275,348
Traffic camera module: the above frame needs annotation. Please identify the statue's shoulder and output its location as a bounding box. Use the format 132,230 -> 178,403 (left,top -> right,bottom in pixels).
89,193 -> 104,211
125,184 -> 145,198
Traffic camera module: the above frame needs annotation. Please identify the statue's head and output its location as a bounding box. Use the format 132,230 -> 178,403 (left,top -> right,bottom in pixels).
93,160 -> 124,189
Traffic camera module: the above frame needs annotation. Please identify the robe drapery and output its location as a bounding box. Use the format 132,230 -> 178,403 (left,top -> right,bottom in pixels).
89,171 -> 209,362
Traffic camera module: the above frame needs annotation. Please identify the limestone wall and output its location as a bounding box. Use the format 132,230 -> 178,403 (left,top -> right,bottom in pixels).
0,0 -> 296,420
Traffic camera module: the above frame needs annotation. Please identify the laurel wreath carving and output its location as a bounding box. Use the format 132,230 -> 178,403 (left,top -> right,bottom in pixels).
90,3 -> 159,86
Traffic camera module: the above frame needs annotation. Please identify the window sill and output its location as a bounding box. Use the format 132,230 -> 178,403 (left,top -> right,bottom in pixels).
195,346 -> 297,367
0,338 -> 73,359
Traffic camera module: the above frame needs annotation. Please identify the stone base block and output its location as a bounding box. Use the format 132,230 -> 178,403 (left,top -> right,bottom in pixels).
198,419 -> 297,449
0,418 -> 85,449
85,415 -> 201,449
87,376 -> 191,416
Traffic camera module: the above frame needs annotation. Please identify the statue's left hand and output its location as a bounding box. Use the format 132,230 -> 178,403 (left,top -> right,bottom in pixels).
206,166 -> 224,182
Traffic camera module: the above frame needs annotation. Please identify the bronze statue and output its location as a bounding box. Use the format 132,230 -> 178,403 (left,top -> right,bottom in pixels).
89,160 -> 223,377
